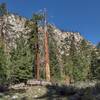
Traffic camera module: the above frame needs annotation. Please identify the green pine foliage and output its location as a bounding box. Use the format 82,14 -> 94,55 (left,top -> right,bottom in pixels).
62,39 -> 92,82
0,47 -> 6,85
49,40 -> 61,80
0,42 -> 9,85
9,36 -> 33,83
91,43 -> 100,79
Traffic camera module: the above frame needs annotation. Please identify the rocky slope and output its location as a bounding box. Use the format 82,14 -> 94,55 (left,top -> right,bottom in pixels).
0,14 -> 30,52
0,14 -> 94,50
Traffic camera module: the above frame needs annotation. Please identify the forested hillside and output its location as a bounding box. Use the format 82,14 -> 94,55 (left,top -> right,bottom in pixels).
0,3 -> 100,100
0,3 -> 100,85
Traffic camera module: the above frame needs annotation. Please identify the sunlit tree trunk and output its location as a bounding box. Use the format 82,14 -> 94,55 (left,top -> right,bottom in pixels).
44,20 -> 50,81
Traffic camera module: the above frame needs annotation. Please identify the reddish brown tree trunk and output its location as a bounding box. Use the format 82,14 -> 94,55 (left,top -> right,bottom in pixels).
44,30 -> 50,81
34,22 -> 40,80
44,10 -> 50,81
35,43 -> 40,80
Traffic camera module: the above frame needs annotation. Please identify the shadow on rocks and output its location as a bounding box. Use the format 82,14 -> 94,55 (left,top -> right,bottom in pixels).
35,82 -> 100,100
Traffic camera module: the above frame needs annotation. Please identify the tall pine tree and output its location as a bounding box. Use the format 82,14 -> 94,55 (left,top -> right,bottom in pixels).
10,36 -> 33,83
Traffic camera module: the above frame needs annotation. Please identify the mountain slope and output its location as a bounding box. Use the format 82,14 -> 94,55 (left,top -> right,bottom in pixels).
0,14 -> 98,81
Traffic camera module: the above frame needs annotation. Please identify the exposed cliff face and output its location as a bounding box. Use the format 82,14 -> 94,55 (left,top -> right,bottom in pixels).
0,14 -> 30,51
48,25 -> 83,55
0,14 -> 94,54
48,25 -> 95,62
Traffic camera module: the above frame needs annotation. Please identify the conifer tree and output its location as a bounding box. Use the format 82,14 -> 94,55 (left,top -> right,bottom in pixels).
10,36 -> 33,83
0,40 -> 8,85
91,43 -> 100,79
25,13 -> 44,80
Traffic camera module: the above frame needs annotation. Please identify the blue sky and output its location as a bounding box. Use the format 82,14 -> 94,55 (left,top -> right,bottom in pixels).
0,0 -> 100,44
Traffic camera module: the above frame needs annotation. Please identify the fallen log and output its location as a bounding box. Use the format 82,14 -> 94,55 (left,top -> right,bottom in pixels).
27,79 -> 52,86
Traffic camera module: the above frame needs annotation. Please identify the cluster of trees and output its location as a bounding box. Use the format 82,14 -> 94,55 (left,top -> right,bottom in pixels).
0,3 -> 51,85
65,41 -> 99,82
0,3 -> 100,86
91,43 -> 100,79
0,36 -> 33,85
0,3 -> 38,85
48,25 -> 100,82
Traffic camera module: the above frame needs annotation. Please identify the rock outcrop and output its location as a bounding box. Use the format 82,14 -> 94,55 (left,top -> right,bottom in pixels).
0,14 -> 30,51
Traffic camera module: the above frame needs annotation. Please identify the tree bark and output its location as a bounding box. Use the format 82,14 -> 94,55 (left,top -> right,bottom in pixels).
34,22 -> 40,80
44,29 -> 50,81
